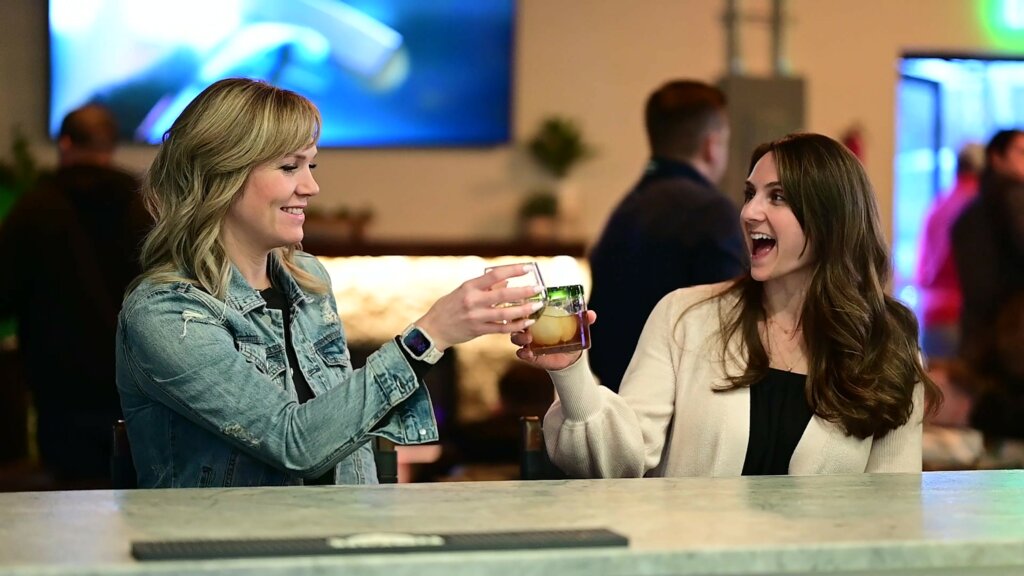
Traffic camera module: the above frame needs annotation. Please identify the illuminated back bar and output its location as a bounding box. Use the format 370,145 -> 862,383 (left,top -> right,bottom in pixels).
308,239 -> 590,425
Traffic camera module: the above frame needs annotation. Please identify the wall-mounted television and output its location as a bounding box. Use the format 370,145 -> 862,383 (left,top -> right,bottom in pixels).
49,0 -> 515,147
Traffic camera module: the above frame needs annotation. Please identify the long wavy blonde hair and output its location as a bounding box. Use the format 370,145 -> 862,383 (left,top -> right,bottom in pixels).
133,78 -> 326,298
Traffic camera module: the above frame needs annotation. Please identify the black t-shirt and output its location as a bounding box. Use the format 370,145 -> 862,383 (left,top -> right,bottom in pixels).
260,283 -> 433,485
741,369 -> 813,476
259,288 -> 434,402
259,285 -> 315,404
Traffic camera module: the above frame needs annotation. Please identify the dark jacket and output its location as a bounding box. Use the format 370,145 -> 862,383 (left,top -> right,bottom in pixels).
0,164 -> 150,480
587,158 -> 746,392
952,169 -> 1024,438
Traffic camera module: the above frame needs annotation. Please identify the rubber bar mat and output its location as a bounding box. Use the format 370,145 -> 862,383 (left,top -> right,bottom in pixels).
132,528 -> 628,561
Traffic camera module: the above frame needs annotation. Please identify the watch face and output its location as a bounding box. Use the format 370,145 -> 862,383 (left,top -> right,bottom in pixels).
402,328 -> 433,357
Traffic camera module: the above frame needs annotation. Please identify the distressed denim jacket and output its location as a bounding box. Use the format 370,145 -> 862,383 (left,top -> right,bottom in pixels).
116,251 -> 437,488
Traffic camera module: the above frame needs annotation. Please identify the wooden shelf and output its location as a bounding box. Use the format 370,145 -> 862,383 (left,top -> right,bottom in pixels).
301,236 -> 587,258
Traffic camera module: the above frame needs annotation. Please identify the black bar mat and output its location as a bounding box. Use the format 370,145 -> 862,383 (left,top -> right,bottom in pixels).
132,528 -> 628,561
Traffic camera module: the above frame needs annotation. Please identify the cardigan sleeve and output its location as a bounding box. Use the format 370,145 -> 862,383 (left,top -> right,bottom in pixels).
865,383 -> 924,472
543,291 -> 684,478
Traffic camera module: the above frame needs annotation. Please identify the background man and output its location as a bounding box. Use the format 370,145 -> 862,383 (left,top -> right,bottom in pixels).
587,80 -> 746,392
944,129 -> 1024,442
0,104 -> 150,487
916,143 -> 984,360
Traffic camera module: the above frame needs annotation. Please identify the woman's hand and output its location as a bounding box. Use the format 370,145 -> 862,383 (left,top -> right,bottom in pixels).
413,264 -> 545,350
512,310 -> 597,371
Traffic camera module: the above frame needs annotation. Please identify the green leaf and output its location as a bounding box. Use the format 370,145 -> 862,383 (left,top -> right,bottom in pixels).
526,116 -> 594,179
519,190 -> 558,217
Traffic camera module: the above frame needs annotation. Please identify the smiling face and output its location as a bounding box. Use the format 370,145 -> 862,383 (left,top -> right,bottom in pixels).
741,151 -> 814,289
222,144 -> 319,261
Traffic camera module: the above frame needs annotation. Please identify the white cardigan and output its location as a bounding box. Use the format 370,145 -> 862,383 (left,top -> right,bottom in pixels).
544,282 -> 924,477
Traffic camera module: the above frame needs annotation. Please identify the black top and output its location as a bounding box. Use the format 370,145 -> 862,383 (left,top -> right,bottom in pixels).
259,285 -> 316,404
260,286 -> 330,485
587,157 -> 747,392
741,369 -> 813,476
259,287 -> 434,404
260,284 -> 432,486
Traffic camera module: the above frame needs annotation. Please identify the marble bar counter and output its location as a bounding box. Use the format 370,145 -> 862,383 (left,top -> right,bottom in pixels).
3,471 -> 1024,575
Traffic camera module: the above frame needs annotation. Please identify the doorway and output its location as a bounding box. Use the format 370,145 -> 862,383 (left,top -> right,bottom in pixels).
893,53 -> 1024,329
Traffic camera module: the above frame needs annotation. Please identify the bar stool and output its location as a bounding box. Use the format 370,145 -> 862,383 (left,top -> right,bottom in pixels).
519,416 -> 567,480
373,437 -> 398,483
111,419 -> 137,489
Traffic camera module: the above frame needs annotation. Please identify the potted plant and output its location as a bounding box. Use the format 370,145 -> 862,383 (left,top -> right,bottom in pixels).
0,127 -> 41,343
526,116 -> 593,179
518,190 -> 559,243
521,116 -> 594,240
0,127 -> 39,219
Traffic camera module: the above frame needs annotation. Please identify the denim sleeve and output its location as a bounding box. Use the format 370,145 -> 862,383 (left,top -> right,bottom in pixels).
118,287 -> 434,478
305,255 -> 439,447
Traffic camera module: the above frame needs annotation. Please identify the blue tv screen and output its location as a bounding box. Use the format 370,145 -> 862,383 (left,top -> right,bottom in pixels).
49,0 -> 515,147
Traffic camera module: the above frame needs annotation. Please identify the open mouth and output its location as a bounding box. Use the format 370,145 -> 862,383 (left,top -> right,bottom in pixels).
750,232 -> 776,258
281,207 -> 304,216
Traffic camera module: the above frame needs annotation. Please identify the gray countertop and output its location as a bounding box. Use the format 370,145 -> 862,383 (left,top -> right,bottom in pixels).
2,470 -> 1024,575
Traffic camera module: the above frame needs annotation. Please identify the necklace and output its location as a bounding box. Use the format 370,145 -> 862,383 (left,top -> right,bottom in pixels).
767,316 -> 801,337
763,317 -> 805,373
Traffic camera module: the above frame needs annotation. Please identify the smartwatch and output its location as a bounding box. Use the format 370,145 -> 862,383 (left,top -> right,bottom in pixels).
399,324 -> 444,365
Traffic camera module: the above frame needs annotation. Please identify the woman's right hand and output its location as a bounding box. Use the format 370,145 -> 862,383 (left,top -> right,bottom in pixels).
413,264 -> 545,351
512,309 -> 597,371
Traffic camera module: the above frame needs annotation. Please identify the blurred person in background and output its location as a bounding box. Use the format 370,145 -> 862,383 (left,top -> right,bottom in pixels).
587,80 -> 746,393
0,104 -> 150,488
953,129 -> 1024,369
915,143 -> 984,361
947,132 -> 1024,457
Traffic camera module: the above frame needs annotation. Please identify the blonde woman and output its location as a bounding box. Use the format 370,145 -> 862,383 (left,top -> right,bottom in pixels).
117,78 -> 540,488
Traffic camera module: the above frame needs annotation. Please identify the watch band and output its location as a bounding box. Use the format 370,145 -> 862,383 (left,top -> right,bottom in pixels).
400,324 -> 444,365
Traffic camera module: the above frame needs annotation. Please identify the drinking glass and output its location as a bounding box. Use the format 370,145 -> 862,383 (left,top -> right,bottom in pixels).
485,261 -> 547,320
528,284 -> 590,355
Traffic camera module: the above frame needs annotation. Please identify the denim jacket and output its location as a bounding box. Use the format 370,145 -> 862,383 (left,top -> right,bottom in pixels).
116,251 -> 437,488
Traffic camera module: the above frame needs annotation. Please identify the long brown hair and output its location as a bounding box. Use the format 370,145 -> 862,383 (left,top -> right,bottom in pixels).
717,133 -> 939,439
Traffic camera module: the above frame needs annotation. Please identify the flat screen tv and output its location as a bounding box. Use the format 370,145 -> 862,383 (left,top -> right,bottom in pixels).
49,0 -> 515,147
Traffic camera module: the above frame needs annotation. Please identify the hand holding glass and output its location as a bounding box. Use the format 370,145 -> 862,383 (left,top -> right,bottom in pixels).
528,284 -> 591,355
485,262 -> 547,320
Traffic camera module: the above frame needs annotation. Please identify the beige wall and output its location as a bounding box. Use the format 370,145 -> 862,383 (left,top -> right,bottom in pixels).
0,0 -> 1011,245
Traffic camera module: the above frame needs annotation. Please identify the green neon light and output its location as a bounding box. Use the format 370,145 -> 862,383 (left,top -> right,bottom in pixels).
980,0 -> 1024,49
